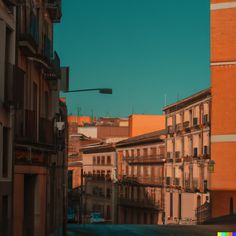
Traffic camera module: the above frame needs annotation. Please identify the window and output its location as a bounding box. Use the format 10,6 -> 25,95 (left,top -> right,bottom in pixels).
178,194 -> 182,219
101,156 -> 105,165
107,170 -> 111,179
125,150 -> 129,157
106,188 -> 111,199
68,170 -> 73,191
170,192 -> 173,218
106,205 -> 111,219
93,156 -> 96,165
131,149 -> 134,157
2,127 -> 9,178
97,156 -> 100,165
203,146 -> 208,156
2,195 -> 8,233
107,156 -> 111,165
193,148 -> 198,157
203,114 -> 208,124
101,170 -> 105,177
137,149 -> 140,156
143,148 -> 148,157
193,117 -> 198,126
150,147 -> 157,156
44,91 -> 49,118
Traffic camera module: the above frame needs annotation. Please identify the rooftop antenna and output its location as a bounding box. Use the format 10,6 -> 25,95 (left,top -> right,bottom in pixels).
164,94 -> 167,107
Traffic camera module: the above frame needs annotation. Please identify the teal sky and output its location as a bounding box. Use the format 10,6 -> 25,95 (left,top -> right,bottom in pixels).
54,0 -> 210,117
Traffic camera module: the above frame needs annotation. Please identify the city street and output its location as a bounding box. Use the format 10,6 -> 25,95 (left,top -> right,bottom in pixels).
67,224 -> 236,236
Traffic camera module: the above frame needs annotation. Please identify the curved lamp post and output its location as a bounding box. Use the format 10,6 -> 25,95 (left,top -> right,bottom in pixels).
64,88 -> 112,94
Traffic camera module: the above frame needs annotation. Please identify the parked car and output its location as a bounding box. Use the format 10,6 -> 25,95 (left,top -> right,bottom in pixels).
67,207 -> 77,223
90,212 -> 105,224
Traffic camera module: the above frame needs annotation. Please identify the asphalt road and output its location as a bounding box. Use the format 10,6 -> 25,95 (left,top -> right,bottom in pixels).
67,224 -> 236,236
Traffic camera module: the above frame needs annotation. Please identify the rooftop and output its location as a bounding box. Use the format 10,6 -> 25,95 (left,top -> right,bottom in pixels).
116,129 -> 166,147
163,88 -> 211,113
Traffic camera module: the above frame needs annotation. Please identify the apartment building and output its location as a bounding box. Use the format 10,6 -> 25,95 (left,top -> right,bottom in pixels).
116,130 -> 166,224
163,88 -> 212,225
12,1 -> 69,236
210,0 -> 236,218
80,143 -> 117,224
0,1 -> 17,235
129,114 -> 165,137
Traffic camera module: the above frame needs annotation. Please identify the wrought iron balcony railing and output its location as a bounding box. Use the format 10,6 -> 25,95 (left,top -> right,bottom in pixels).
118,196 -> 161,210
18,4 -> 39,53
123,155 -> 165,164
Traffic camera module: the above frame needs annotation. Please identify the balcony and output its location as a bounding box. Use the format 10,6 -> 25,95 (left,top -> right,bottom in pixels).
118,196 -> 161,210
126,155 -> 165,164
45,0 -> 62,23
39,118 -> 54,145
175,123 -> 183,132
167,125 -> 175,134
4,63 -> 25,108
173,178 -> 180,186
192,117 -> 200,129
196,202 -> 211,224
43,34 -> 53,61
83,174 -> 112,182
121,176 -> 163,187
202,114 -> 210,126
44,51 -> 61,90
138,176 -> 163,186
183,121 -> 190,132
18,4 -> 39,55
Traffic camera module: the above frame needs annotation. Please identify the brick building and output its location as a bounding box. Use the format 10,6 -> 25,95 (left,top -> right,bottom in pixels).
0,1 -> 17,235
12,0 -> 69,235
80,143 -> 117,223
210,0 -> 236,218
116,130 -> 166,224
163,88 -> 212,225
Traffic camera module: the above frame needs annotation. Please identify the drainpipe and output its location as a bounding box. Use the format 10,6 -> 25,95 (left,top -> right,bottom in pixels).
12,4 -> 18,236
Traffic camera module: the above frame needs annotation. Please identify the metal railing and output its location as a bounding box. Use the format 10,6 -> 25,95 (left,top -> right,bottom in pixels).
123,155 -> 165,163
118,196 -> 161,210
43,34 -> 53,60
122,176 -> 164,186
18,4 -> 39,48
196,202 -> 211,224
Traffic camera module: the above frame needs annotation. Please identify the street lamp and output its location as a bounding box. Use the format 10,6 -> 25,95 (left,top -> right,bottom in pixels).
64,88 -> 113,94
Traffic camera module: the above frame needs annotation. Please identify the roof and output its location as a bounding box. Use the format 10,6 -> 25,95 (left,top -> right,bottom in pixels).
116,129 -> 166,148
163,88 -> 211,113
80,143 -> 116,154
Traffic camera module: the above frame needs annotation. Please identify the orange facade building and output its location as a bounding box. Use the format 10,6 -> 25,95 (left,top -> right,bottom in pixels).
211,0 -> 236,218
129,114 -> 165,137
68,116 -> 93,126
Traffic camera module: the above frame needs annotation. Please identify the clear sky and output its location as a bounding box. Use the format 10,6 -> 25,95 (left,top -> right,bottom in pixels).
54,0 -> 210,117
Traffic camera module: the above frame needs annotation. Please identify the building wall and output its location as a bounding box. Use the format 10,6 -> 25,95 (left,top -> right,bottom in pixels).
164,91 -> 211,224
77,127 -> 97,138
210,0 -> 236,218
117,140 -> 165,224
129,115 -> 165,137
68,116 -> 92,125
0,2 -> 16,235
83,151 -> 116,178
68,165 -> 82,189
97,126 -> 129,139
82,150 -> 116,223
12,1 -> 66,235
